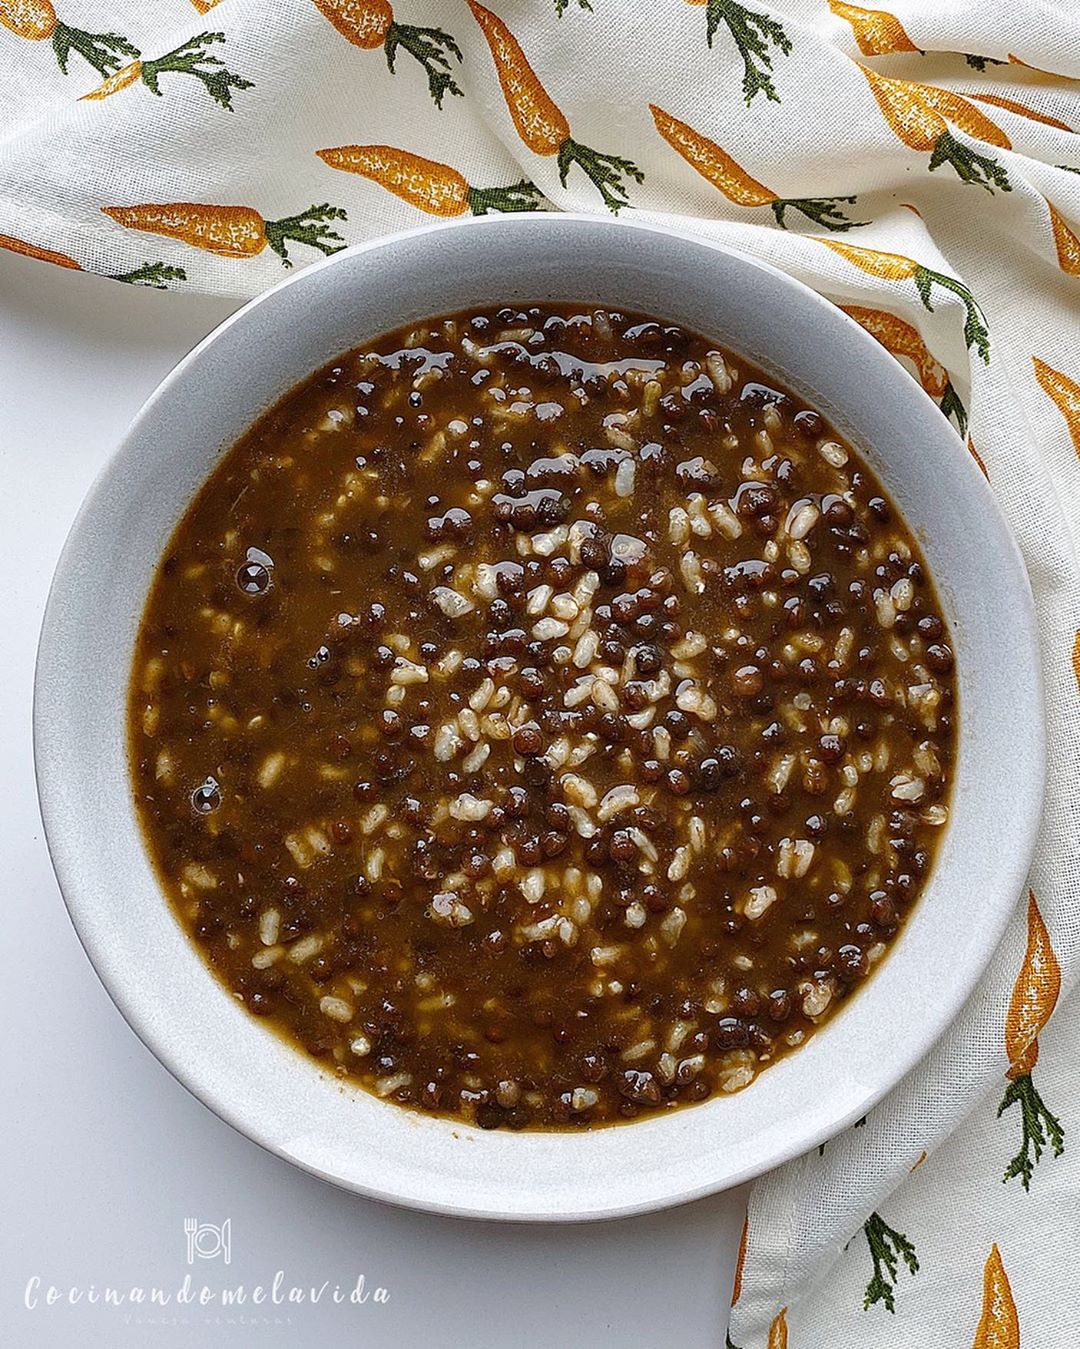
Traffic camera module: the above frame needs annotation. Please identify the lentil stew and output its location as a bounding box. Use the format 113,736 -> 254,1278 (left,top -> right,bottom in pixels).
130,304 -> 956,1130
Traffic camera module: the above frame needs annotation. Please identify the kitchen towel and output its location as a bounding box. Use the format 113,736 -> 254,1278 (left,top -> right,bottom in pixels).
2,2 -> 1078,1344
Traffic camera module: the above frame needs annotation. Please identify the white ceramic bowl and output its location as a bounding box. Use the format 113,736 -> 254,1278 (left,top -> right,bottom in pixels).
35,215 -> 1044,1221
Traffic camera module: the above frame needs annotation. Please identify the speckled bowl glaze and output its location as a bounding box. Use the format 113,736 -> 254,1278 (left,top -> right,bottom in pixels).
35,215 -> 1044,1221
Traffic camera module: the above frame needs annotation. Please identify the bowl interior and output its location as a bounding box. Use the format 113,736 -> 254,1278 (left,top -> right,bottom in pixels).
35,215 -> 1044,1220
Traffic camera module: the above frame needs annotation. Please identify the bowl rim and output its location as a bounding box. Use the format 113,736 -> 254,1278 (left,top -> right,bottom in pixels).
34,212 -> 1046,1221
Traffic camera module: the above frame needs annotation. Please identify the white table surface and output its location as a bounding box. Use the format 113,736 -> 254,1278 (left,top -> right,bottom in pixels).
0,250 -> 746,1349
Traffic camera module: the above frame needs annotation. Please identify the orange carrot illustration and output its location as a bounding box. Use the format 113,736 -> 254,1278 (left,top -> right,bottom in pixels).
190,0 -> 224,11
317,144 -> 543,215
862,1211 -> 919,1312
998,890 -> 1064,1189
917,84 -> 1012,147
0,232 -> 186,287
469,1 -> 642,212
817,239 -> 990,360
650,104 -> 863,230
685,0 -> 793,104
0,232 -> 80,269
1005,892 -> 1061,1077
313,0 -> 462,106
967,437 -> 989,477
731,1212 -> 748,1306
860,66 -> 1012,190
841,304 -> 968,434
766,1308 -> 787,1349
1008,52 -> 1075,79
964,91 -> 1073,133
102,201 -> 347,268
827,1 -> 918,57
972,1244 -> 1019,1349
842,305 -> 946,395
1034,357 -> 1080,456
723,1212 -> 749,1348
1046,202 -> 1080,275
81,32 -> 253,109
0,0 -> 139,76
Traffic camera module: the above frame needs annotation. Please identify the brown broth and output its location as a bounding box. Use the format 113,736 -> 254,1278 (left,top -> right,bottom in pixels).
129,304 -> 956,1130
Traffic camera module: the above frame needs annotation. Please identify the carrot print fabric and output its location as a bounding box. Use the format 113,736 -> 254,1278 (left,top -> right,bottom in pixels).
2,2 -> 1079,1346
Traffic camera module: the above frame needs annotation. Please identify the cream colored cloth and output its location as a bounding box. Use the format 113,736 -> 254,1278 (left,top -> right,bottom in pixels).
2,1 -> 1078,1343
